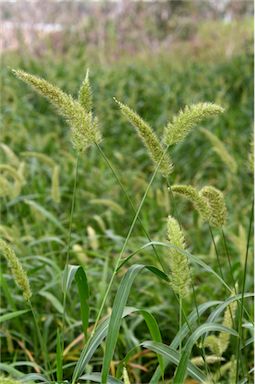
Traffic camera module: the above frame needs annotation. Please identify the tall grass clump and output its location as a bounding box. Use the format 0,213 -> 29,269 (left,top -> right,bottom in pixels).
1,66 -> 252,384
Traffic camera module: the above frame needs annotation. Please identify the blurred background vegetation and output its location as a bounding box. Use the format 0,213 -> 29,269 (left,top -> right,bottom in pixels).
0,1 -> 254,382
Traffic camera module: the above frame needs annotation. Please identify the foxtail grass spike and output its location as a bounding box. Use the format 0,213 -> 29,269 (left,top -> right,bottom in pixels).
164,103 -> 224,146
200,128 -> 237,174
12,69 -> 101,152
0,239 -> 32,301
171,184 -> 211,222
114,98 -> 173,177
51,165 -> 61,203
218,296 -> 237,354
123,367 -> 131,384
167,216 -> 191,298
78,69 -> 93,113
191,355 -> 225,366
200,186 -> 227,227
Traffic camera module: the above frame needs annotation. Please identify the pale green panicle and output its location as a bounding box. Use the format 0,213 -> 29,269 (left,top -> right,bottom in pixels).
78,69 -> 93,113
21,151 -> 55,168
0,239 -> 32,301
0,175 -> 11,197
114,98 -> 173,177
0,377 -> 26,384
167,216 -> 191,298
0,143 -> 19,166
204,290 -> 237,356
200,186 -> 227,227
164,103 -> 224,146
12,69 -> 101,152
123,367 -> 131,384
201,128 -> 237,173
191,355 -> 224,366
248,133 -> 254,172
51,165 -> 61,203
0,164 -> 24,198
218,297 -> 237,354
228,356 -> 237,383
171,184 -> 211,222
203,335 -> 221,355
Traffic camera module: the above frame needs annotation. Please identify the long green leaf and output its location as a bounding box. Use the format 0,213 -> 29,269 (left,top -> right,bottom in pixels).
101,264 -> 144,383
56,328 -> 63,382
142,340 -> 207,383
72,307 -> 135,382
149,300 -> 221,383
0,309 -> 30,324
79,373 -> 122,383
75,266 -> 89,339
24,199 -> 66,232
173,323 -> 238,383
101,264 -> 167,384
39,291 -> 64,314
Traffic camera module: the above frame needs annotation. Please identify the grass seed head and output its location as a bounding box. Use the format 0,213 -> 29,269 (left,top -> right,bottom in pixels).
12,69 -> 101,152
200,186 -> 227,227
115,98 -> 173,177
171,184 -> 211,222
0,239 -> 32,301
167,215 -> 191,298
164,102 -> 224,146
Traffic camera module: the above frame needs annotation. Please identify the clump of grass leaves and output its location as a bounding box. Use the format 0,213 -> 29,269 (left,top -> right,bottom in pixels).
3,69 -> 252,384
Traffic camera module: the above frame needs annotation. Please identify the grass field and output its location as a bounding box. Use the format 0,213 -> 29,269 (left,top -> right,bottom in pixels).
0,14 -> 254,384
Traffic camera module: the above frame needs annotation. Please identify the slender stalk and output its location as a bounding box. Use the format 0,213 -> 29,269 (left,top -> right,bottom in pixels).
235,199 -> 254,383
29,301 -> 51,380
179,296 -> 182,353
221,228 -> 236,289
62,156 -> 79,352
209,225 -> 224,280
96,143 -> 166,271
90,147 -> 170,339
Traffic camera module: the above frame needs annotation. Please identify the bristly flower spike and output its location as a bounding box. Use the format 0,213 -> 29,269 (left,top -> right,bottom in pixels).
171,184 -> 211,222
0,239 -> 32,301
114,98 -> 173,177
164,103 -> 224,146
78,69 -> 93,113
200,186 -> 227,227
12,69 -> 101,153
167,216 -> 191,298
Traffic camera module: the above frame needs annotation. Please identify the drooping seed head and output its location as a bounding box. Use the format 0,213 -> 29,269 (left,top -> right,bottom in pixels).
200,186 -> 227,227
167,216 -> 191,298
78,69 -> 93,113
164,103 -> 224,146
171,184 -> 211,222
115,98 -> 173,177
12,69 -> 101,152
201,128 -> 237,174
0,239 -> 32,301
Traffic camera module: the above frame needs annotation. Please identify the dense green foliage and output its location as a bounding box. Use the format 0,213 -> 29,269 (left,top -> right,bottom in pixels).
0,19 -> 253,383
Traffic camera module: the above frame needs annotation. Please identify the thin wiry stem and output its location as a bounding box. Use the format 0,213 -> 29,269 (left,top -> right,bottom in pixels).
235,199 -> 254,383
29,301 -> 52,380
62,156 -> 79,353
209,224 -> 224,280
90,150 -> 167,340
96,143 -> 166,271
167,178 -> 212,379
221,228 -> 236,289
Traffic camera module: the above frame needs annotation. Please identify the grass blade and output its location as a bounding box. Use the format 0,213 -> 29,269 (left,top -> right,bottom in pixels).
75,266 -> 89,340
0,309 -> 30,324
173,323 -> 238,383
142,340 -> 207,383
56,328 -> 63,382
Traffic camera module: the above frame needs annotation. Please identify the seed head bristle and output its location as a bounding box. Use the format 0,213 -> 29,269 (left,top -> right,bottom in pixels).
0,239 -> 32,301
164,102 -> 224,146
114,98 -> 173,177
